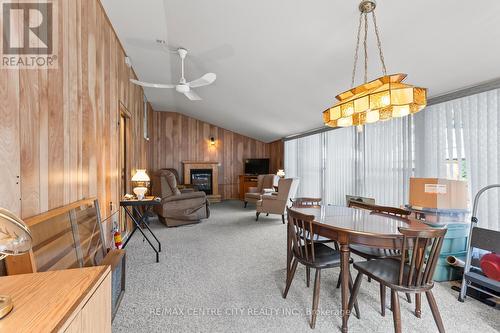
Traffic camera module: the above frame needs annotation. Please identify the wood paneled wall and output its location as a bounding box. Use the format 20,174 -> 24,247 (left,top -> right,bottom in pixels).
269,139 -> 284,174
0,0 -> 151,223
149,112 -> 283,199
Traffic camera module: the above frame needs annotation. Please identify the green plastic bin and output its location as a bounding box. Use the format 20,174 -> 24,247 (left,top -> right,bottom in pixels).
430,223 -> 470,281
438,223 -> 470,253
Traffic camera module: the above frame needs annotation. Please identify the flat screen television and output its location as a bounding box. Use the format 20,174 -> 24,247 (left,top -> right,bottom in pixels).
244,158 -> 270,175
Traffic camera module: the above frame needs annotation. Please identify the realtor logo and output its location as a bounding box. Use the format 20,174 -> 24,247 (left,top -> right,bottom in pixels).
1,0 -> 58,68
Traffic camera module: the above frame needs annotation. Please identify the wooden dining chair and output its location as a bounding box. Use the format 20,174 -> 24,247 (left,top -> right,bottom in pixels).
347,201 -> 411,264
348,200 -> 411,217
283,207 -> 360,329
290,198 -> 340,287
348,227 -> 447,333
347,200 -> 413,315
290,197 -> 322,208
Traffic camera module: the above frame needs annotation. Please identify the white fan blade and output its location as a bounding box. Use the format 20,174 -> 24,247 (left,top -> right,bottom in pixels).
183,90 -> 202,101
187,73 -> 216,88
130,79 -> 175,89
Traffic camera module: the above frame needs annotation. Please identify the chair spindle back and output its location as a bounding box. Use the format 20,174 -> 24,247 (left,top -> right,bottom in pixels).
286,207 -> 318,263
397,227 -> 447,287
348,201 -> 410,218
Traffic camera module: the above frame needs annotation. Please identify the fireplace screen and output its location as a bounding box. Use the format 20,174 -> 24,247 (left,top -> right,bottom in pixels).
190,169 -> 213,195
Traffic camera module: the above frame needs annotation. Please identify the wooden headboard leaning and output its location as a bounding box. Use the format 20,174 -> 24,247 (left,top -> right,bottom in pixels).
5,197 -> 108,275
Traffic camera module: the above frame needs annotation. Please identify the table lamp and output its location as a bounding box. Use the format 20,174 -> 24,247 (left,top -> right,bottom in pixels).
0,208 -> 33,319
132,169 -> 150,200
277,169 -> 285,178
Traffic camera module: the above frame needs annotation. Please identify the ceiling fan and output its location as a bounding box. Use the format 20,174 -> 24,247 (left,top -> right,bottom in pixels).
130,47 -> 216,101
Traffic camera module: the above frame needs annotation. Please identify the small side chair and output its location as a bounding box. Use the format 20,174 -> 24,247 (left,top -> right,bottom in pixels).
290,198 -> 340,288
348,200 -> 413,315
348,227 -> 447,333
283,207 -> 359,329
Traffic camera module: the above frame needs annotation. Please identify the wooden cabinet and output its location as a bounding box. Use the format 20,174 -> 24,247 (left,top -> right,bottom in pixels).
0,266 -> 111,333
239,175 -> 259,200
67,272 -> 112,333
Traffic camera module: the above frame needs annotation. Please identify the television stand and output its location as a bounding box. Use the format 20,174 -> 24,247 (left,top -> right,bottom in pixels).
239,175 -> 259,200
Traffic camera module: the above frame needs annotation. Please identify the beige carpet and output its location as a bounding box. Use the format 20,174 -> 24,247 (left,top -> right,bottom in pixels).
112,200 -> 499,333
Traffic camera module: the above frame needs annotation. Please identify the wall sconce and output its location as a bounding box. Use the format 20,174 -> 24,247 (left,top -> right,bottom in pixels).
210,137 -> 216,146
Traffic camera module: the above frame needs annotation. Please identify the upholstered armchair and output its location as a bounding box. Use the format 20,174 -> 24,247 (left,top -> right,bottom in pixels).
244,174 -> 279,208
152,169 -> 210,227
160,168 -> 197,193
255,178 -> 300,223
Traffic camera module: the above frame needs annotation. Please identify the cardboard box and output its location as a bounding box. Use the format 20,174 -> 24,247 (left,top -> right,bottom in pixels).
409,178 -> 468,210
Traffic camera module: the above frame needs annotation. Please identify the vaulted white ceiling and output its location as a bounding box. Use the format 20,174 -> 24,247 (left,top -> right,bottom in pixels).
101,0 -> 500,142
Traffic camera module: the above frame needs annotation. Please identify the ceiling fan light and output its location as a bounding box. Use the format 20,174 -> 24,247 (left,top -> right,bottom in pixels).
175,84 -> 190,93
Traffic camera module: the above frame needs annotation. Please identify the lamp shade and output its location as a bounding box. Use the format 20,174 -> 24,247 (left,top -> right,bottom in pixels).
323,73 -> 426,128
0,208 -> 32,318
131,169 -> 150,182
0,208 -> 32,259
277,169 -> 285,178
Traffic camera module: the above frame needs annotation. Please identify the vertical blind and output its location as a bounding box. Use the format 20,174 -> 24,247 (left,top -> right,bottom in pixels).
463,91 -> 500,231
296,134 -> 323,197
363,117 -> 412,206
413,89 -> 500,230
324,128 -> 356,205
284,88 -> 500,230
284,133 -> 323,198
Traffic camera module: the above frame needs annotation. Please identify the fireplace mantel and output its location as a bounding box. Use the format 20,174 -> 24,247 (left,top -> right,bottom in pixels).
182,161 -> 221,203
182,161 -> 219,165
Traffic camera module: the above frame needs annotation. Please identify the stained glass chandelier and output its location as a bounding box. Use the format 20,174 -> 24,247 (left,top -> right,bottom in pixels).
323,0 -> 427,128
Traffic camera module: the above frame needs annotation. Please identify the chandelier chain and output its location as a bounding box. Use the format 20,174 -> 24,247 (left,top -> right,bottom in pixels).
323,1 -> 427,129
363,13 -> 368,83
371,11 -> 387,75
351,13 -> 363,88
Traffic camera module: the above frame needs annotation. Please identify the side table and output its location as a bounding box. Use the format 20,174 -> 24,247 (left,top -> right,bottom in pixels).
120,196 -> 162,262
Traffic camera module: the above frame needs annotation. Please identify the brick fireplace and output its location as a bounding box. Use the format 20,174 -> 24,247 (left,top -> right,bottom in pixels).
182,161 -> 221,203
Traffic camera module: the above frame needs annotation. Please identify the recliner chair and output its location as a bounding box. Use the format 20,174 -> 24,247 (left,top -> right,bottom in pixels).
160,168 -> 197,193
152,169 -> 210,227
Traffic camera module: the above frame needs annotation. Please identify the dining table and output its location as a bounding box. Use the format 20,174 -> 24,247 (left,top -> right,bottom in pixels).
287,205 -> 434,333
